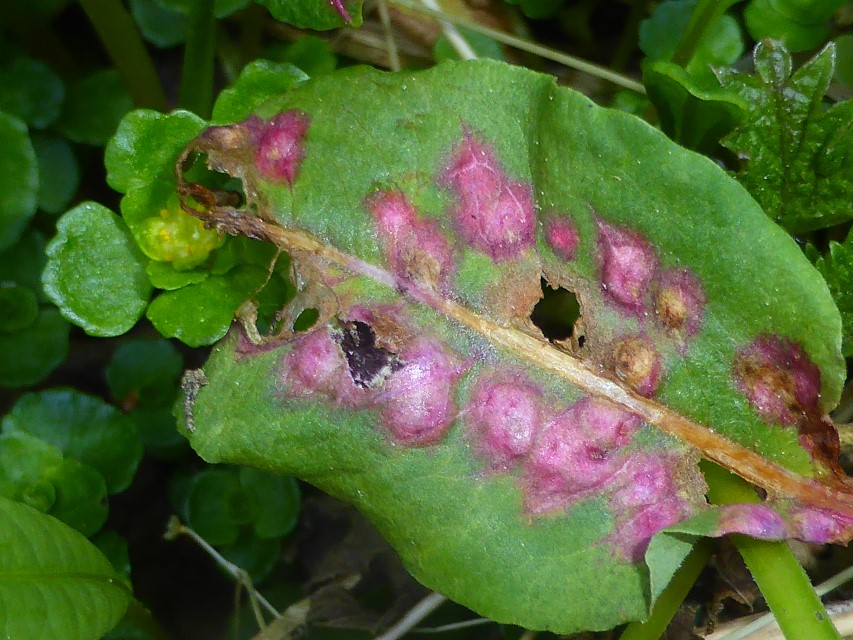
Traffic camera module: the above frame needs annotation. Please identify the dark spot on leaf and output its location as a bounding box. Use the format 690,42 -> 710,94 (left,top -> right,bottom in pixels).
530,278 -> 580,342
334,320 -> 402,389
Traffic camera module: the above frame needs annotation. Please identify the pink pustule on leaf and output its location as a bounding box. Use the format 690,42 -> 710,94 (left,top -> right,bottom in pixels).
596,219 -> 659,313
545,217 -> 579,261
367,190 -> 455,291
733,334 -> 821,427
466,373 -> 543,469
376,338 -> 465,446
523,398 -> 642,513
654,269 -> 706,340
613,499 -> 689,563
717,504 -> 788,539
255,110 -> 311,185
280,327 -> 371,408
612,335 -> 662,397
790,507 -> 853,543
441,130 -> 536,261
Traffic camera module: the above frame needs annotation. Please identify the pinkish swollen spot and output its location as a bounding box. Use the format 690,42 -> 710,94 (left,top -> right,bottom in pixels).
255,110 -> 311,185
545,217 -> 579,262
466,372 -> 543,469
366,190 -> 455,291
654,268 -> 705,339
596,219 -> 658,313
375,339 -> 465,447
790,507 -> 853,544
717,504 -> 788,539
733,334 -> 821,426
330,0 -> 353,24
441,129 -> 536,261
611,334 -> 662,397
280,327 -> 372,408
609,453 -> 674,512
612,498 -> 688,563
523,398 -> 642,513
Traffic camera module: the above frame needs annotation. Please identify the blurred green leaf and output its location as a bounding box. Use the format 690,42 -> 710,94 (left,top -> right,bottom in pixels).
56,70 -> 134,146
185,468 -> 246,545
254,0 -> 364,29
0,229 -> 46,299
212,59 -> 308,124
31,132 -> 80,215
0,308 -> 69,388
639,0 -> 743,85
0,282 -> 39,332
0,111 -> 38,253
2,388 -> 143,494
643,60 -> 747,152
239,468 -> 300,539
835,34 -> 853,89
154,0 -> 250,18
265,36 -> 337,77
434,27 -> 506,62
44,201 -> 152,337
218,529 -> 281,582
0,496 -> 129,640
744,0 -> 846,52
0,57 -> 64,128
92,530 -> 132,585
0,432 -> 108,536
106,338 -> 186,456
718,40 -> 852,232
816,231 -> 853,356
130,0 -> 188,48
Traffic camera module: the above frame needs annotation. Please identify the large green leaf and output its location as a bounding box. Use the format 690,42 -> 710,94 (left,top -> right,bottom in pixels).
0,496 -> 130,640
155,60 -> 850,633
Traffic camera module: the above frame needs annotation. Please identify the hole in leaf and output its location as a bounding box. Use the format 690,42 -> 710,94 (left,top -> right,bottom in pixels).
293,308 -> 319,332
530,278 -> 581,342
333,320 -> 401,389
181,151 -> 246,208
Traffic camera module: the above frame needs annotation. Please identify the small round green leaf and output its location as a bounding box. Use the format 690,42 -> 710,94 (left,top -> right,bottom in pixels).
0,308 -> 69,388
146,266 -> 268,346
130,0 -> 188,48
146,260 -> 209,290
0,496 -> 130,640
56,70 -> 133,146
0,57 -> 64,128
45,457 -> 109,537
264,36 -> 336,78
239,468 -> 301,539
744,0 -> 844,52
218,530 -> 281,583
0,229 -> 47,298
2,389 -> 143,494
44,202 -> 152,337
185,468 -> 247,545
212,60 -> 308,124
31,132 -> 80,214
0,111 -> 38,253
0,282 -> 38,332
92,530 -> 132,584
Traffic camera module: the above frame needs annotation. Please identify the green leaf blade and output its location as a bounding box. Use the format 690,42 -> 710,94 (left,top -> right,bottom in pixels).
0,496 -> 130,640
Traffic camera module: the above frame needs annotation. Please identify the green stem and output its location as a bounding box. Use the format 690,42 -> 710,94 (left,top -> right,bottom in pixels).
618,540 -> 712,640
702,461 -> 841,640
77,0 -> 169,111
671,0 -> 741,67
388,0 -> 646,94
179,0 -> 216,119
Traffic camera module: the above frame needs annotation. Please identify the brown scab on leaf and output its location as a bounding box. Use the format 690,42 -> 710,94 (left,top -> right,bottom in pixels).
653,269 -> 706,341
333,320 -> 402,389
611,335 -> 662,397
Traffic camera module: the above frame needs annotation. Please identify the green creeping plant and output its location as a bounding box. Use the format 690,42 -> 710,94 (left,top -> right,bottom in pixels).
130,59 -> 850,633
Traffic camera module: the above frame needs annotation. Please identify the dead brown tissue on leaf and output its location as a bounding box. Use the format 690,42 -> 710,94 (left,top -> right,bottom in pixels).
176,112 -> 853,543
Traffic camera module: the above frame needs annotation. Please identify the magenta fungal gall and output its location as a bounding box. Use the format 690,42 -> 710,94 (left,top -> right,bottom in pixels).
367,190 -> 455,291
611,498 -> 688,562
596,219 -> 658,313
523,398 -> 641,513
733,334 -> 821,426
611,335 -> 662,397
545,217 -> 579,262
375,338 -> 465,447
717,504 -> 788,539
441,130 -> 535,261
790,507 -> 853,543
654,269 -> 706,340
466,373 -> 543,469
255,110 -> 311,185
